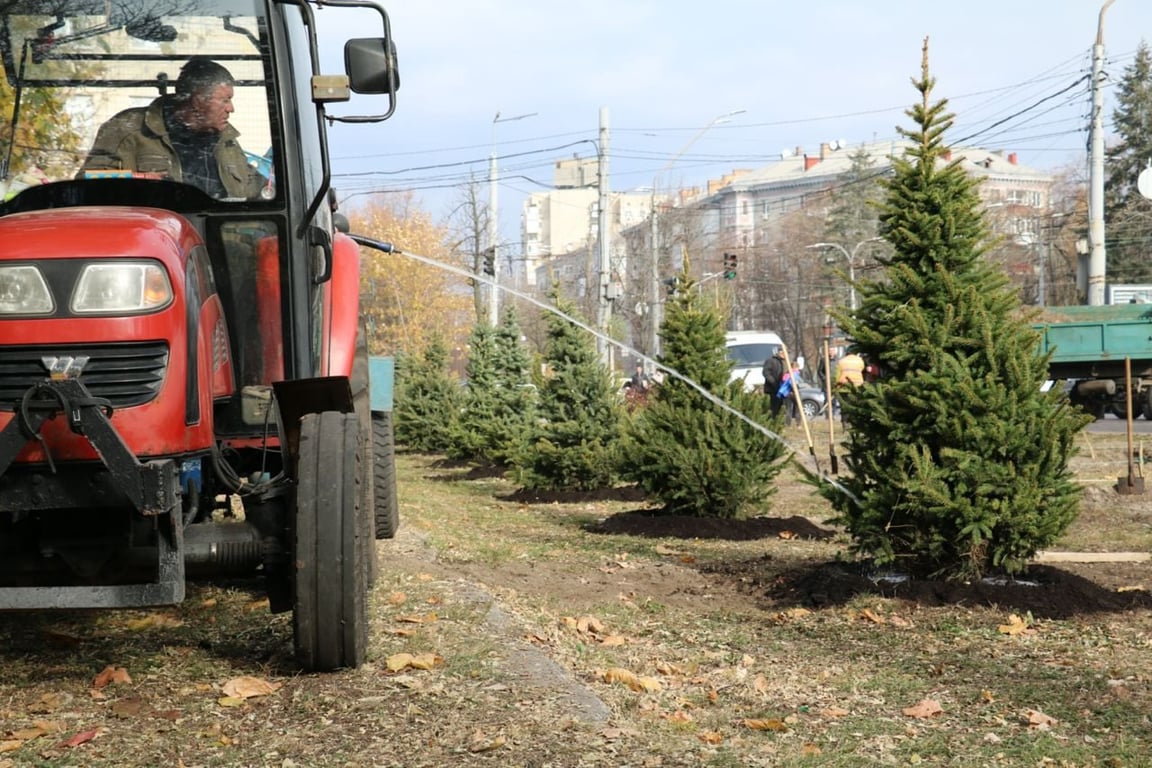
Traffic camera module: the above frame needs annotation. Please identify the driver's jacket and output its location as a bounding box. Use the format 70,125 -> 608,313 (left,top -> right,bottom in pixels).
79,97 -> 264,199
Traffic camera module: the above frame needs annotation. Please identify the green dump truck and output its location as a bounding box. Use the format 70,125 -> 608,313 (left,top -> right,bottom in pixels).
1033,304 -> 1152,419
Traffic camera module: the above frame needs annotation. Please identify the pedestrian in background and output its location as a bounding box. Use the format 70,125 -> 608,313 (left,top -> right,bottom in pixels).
762,347 -> 787,420
835,351 -> 865,424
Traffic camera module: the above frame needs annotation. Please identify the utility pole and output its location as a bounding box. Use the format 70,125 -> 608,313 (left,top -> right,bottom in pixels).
489,111 -> 538,325
596,107 -> 613,366
488,146 -> 499,325
1087,0 -> 1114,306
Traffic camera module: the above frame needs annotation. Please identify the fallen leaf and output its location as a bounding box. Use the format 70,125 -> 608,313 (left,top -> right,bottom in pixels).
408,653 -> 444,670
653,544 -> 682,556
603,667 -> 661,692
662,710 -> 693,723
30,692 -> 70,713
604,667 -> 640,688
599,634 -> 627,647
902,699 -> 943,719
59,729 -> 100,748
386,653 -> 414,672
778,530 -> 795,539
753,674 -> 771,694
998,614 -> 1030,636
979,690 -> 996,703
467,733 -> 506,753
221,676 -> 281,699
743,718 -> 788,732
1025,709 -> 1057,729
576,616 -> 604,635
697,731 -> 723,745
124,612 -> 183,630
385,652 -> 443,672
801,743 -> 822,756
821,706 -> 850,718
771,607 -> 811,623
9,726 -> 49,741
216,697 -> 245,708
859,608 -> 886,624
889,615 -> 912,628
387,591 -> 407,605
0,742 -> 22,754
92,666 -> 131,689
395,612 -> 437,624
637,676 -> 663,693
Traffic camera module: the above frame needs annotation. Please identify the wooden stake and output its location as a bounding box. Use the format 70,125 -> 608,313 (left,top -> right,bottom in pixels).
781,344 -> 820,473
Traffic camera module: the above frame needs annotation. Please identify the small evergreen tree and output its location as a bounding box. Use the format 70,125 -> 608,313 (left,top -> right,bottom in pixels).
823,41 -> 1092,580
393,338 -> 460,452
514,296 -> 624,491
1104,40 -> 1152,283
448,310 -> 535,466
620,273 -> 788,517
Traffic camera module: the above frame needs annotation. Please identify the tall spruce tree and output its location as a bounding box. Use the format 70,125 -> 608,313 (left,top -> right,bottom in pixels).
1104,40 -> 1152,283
824,41 -> 1092,580
514,296 -> 624,491
393,338 -> 461,452
620,273 -> 787,518
448,310 -> 535,466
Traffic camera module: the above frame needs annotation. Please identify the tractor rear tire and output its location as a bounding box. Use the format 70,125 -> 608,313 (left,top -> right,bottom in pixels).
372,411 -> 400,539
293,411 -> 369,672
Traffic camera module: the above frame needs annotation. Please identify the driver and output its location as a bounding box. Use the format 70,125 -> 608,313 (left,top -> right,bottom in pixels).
80,57 -> 266,199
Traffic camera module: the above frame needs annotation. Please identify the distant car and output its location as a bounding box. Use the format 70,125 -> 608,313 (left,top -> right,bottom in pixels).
793,379 -> 828,420
726,331 -> 783,393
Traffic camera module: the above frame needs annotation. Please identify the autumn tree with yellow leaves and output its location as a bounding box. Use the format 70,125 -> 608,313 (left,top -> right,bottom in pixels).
349,193 -> 473,360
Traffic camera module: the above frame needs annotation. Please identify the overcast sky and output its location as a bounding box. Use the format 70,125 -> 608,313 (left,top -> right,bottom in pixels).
321,1 -> 1152,247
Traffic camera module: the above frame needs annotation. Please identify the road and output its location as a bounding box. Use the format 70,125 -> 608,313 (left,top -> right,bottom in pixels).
1088,414 -> 1152,435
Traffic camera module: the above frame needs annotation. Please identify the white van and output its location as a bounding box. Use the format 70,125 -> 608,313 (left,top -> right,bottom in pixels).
725,331 -> 784,393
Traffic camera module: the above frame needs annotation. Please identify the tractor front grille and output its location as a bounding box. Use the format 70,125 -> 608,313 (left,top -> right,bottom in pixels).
0,342 -> 169,409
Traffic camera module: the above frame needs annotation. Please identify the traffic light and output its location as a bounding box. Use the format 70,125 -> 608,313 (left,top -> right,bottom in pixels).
481,246 -> 495,276
723,252 -> 737,280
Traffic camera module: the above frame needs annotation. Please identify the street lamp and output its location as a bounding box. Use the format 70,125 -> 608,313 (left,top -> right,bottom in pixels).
489,110 -> 538,325
649,109 -> 745,360
806,237 -> 882,312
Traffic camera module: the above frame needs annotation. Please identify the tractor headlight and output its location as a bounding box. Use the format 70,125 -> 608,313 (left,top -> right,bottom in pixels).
0,265 -> 53,315
71,262 -> 172,314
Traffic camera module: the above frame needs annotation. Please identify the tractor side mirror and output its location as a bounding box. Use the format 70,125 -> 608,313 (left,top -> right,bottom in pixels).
344,38 -> 400,95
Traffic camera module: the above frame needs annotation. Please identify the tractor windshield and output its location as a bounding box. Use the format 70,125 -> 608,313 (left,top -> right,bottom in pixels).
0,1 -> 275,203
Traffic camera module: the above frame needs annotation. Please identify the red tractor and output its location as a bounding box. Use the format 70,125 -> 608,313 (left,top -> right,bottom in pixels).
0,0 -> 400,671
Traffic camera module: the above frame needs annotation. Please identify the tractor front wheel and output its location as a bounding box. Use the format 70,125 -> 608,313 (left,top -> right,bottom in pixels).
293,411 -> 369,672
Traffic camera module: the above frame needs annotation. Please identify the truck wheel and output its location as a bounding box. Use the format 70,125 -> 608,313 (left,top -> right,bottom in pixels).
293,411 -> 369,672
372,411 -> 400,539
